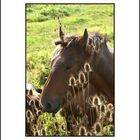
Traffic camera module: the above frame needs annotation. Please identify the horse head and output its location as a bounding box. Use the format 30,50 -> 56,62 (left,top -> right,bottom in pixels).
40,27 -> 91,113
40,26 -> 114,113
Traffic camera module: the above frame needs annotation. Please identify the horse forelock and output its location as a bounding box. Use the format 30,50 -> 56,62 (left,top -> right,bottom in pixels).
54,34 -> 81,48
50,46 -> 63,67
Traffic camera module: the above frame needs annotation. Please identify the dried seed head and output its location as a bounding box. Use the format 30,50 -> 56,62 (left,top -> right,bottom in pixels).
109,116 -> 113,123
78,71 -> 87,84
79,126 -> 87,136
40,121 -> 44,126
84,62 -> 92,73
98,112 -> 105,122
37,121 -> 44,130
33,130 -> 36,136
86,96 -> 93,107
99,104 -> 107,113
54,122 -> 58,128
29,89 -> 33,96
86,131 -> 92,136
26,96 -> 30,104
26,117 -> 30,123
91,127 -> 96,135
109,112 -> 114,123
35,131 -> 39,136
34,107 -> 39,113
31,117 -> 36,124
99,94 -> 106,103
33,129 -> 39,136
37,110 -> 42,116
33,125 -> 37,131
61,124 -> 65,130
35,100 -> 40,108
29,99 -> 35,106
107,103 -> 114,111
94,122 -> 102,133
92,95 -> 101,106
41,128 -> 46,136
69,75 -> 76,86
26,109 -> 33,118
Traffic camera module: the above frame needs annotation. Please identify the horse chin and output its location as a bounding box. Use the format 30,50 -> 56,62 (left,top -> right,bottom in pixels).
46,106 -> 60,114
43,105 -> 61,114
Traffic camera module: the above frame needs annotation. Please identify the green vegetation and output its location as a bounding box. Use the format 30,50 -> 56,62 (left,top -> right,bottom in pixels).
37,112 -> 67,136
26,4 -> 114,88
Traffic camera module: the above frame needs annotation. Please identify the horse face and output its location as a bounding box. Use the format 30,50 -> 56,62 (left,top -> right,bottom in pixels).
40,30 -> 89,113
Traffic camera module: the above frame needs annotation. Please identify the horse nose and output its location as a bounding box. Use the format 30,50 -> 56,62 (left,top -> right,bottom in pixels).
41,97 -> 59,113
45,100 -> 52,111
41,98 -> 53,112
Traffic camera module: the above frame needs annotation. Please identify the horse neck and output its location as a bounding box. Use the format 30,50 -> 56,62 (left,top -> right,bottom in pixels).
89,71 -> 113,103
88,47 -> 114,103
93,46 -> 113,84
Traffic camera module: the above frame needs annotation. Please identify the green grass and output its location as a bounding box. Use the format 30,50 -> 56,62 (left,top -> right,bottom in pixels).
26,4 -> 114,88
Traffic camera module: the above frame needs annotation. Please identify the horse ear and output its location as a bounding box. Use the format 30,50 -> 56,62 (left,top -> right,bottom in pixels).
81,29 -> 88,47
83,29 -> 88,43
59,26 -> 64,42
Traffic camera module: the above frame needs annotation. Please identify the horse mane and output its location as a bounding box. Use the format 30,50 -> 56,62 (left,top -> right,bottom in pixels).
54,32 -> 111,49
54,35 -> 80,47
51,31 -> 112,66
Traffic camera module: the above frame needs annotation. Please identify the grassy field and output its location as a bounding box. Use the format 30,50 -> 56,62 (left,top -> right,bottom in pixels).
26,4 -> 114,88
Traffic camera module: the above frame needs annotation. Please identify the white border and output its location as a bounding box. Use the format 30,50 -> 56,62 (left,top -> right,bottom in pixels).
1,0 -> 139,140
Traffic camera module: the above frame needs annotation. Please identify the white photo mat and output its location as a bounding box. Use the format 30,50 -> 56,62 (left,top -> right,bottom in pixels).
1,0 -> 139,140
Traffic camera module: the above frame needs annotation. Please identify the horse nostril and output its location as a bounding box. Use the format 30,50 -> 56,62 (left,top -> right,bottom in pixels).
46,102 -> 52,110
41,97 -> 61,113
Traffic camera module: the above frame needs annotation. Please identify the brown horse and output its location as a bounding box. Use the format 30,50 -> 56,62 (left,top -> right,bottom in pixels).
40,27 -> 114,114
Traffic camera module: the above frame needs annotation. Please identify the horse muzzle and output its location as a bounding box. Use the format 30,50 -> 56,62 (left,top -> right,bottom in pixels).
40,96 -> 62,113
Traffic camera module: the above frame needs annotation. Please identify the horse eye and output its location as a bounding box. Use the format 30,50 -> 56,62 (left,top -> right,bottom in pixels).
65,65 -> 72,70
